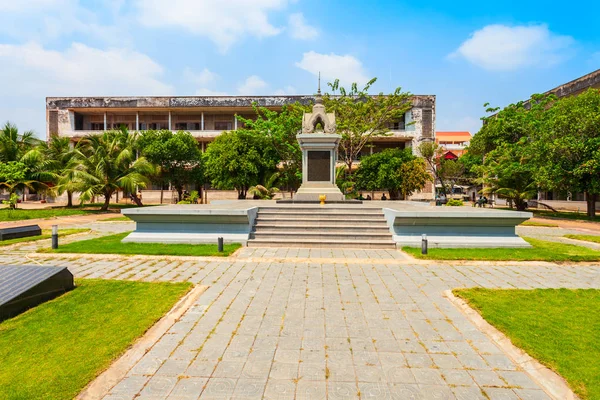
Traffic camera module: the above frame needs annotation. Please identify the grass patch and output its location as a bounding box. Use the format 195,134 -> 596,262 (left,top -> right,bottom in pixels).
454,288 -> 600,399
0,203 -> 154,222
0,279 -> 191,400
0,208 -> 90,221
0,229 -> 90,247
100,216 -> 132,222
520,220 -> 559,227
40,232 -> 241,256
403,237 -> 600,262
495,207 -> 599,222
564,234 -> 600,244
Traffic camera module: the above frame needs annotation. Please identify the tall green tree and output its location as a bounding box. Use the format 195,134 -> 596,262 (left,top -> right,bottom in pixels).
72,130 -> 154,211
139,130 -> 203,202
481,139 -> 537,211
22,136 -> 78,206
533,89 -> 600,218
0,122 -> 39,162
204,131 -> 277,199
324,78 -> 413,178
237,103 -> 308,192
355,148 -> 430,200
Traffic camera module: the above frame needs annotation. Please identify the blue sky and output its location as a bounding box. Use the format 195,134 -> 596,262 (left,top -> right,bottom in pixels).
1,0 -> 599,137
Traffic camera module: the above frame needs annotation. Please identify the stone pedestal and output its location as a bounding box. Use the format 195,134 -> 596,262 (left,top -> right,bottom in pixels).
295,133 -> 345,201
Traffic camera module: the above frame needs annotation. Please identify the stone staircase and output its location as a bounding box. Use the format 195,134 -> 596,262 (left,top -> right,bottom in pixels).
247,206 -> 395,249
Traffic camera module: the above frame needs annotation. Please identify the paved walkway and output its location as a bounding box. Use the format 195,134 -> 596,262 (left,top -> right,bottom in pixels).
2,251 -> 598,400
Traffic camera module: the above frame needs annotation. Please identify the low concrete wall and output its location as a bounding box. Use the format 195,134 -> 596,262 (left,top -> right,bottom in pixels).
121,205 -> 258,245
383,208 -> 532,248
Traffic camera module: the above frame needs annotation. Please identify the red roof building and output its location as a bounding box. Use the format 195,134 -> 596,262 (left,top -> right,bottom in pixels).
435,131 -> 472,157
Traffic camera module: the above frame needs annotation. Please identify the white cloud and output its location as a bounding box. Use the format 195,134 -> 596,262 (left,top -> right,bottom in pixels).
184,67 -> 219,86
0,0 -> 126,45
288,13 -> 318,40
134,0 -> 286,52
296,51 -> 369,87
237,75 -> 269,95
0,42 -> 172,136
273,85 -> 297,95
450,24 -> 574,71
0,42 -> 172,96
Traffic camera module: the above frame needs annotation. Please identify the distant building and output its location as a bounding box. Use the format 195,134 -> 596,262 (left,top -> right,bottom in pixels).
45,95 -> 437,200
45,95 -> 436,157
435,131 -> 471,159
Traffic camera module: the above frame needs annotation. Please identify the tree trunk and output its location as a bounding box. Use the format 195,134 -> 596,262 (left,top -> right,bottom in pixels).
177,188 -> 183,202
101,192 -> 112,211
388,189 -> 400,200
586,192 -> 597,219
130,193 -> 143,207
160,186 -> 164,204
67,191 -> 73,208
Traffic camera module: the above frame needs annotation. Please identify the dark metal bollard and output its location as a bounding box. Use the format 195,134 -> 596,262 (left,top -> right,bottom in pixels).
421,234 -> 428,255
218,237 -> 224,252
52,225 -> 58,249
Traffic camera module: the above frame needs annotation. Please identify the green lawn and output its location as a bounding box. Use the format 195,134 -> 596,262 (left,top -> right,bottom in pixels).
41,232 -> 241,256
0,203 -> 152,222
564,234 -> 600,244
0,279 -> 191,400
528,209 -> 598,222
0,229 -> 90,247
403,237 -> 600,261
454,288 -> 600,399
520,220 -> 559,227
0,207 -> 90,221
100,216 -> 132,222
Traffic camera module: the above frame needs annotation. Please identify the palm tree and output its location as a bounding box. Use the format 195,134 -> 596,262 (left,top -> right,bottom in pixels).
0,122 -> 39,162
22,136 -> 79,206
71,129 -> 154,211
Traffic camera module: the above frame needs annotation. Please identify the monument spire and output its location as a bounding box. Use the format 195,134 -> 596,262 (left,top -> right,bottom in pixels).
317,72 -> 321,95
315,72 -> 323,105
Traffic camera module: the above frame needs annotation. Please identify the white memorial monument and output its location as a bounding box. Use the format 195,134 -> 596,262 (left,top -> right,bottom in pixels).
294,81 -> 345,201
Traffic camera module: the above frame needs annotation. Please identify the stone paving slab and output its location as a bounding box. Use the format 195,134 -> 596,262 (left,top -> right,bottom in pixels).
1,253 -> 598,400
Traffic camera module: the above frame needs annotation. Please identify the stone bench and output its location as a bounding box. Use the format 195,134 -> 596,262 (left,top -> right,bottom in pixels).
0,225 -> 42,241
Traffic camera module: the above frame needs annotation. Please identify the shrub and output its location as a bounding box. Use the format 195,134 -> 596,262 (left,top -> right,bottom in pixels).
446,198 -> 464,206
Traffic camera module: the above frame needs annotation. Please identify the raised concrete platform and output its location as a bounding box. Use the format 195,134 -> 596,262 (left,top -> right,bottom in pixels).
121,201 -> 532,248
121,203 -> 259,245
384,208 -> 532,248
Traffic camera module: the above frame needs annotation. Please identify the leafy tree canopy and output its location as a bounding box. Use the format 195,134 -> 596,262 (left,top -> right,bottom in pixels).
139,130 -> 203,200
323,78 -> 413,177
355,148 -> 430,200
203,130 -> 278,199
237,103 -> 308,191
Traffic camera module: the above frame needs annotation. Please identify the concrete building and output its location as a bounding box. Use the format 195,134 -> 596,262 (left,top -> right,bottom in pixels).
46,95 -> 436,155
45,95 -> 436,201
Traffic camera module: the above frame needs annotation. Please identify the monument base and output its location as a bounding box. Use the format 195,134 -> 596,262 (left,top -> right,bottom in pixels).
294,182 -> 345,201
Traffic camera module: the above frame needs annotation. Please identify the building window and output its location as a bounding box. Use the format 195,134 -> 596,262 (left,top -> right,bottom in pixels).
215,121 -> 232,130
175,122 -> 187,130
388,114 -> 405,130
91,123 -> 104,131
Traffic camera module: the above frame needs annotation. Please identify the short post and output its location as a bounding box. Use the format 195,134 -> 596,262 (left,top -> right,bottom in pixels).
218,237 -> 224,253
421,234 -> 428,255
52,225 -> 58,249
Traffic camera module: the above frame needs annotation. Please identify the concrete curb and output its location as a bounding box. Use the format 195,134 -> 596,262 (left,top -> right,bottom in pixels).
20,252 -> 239,262
443,289 -> 578,400
77,284 -> 207,400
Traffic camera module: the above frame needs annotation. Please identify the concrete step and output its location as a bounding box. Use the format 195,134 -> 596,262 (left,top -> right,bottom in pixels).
254,218 -> 389,227
257,212 -> 384,219
257,207 -> 384,215
250,231 -> 393,240
247,238 -> 396,249
253,224 -> 390,233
